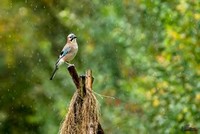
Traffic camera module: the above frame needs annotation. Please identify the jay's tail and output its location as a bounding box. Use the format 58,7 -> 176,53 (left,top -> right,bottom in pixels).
50,66 -> 58,80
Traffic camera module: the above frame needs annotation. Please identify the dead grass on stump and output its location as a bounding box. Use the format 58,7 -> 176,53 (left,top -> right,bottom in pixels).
59,89 -> 99,134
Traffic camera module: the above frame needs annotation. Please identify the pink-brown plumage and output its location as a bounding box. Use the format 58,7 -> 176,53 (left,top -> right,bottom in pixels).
50,33 -> 78,80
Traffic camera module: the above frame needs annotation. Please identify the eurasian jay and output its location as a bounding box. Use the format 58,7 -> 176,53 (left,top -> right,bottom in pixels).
50,33 -> 78,80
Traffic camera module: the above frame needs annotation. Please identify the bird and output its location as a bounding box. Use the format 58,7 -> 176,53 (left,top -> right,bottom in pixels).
50,33 -> 78,80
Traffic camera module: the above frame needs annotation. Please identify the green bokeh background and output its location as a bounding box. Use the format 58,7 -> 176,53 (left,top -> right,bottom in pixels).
0,0 -> 199,133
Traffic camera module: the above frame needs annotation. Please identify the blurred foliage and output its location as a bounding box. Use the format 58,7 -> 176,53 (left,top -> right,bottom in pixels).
0,0 -> 199,133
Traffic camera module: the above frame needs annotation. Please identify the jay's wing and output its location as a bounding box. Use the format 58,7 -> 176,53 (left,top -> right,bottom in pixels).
50,47 -> 71,80
55,47 -> 71,65
60,47 -> 71,58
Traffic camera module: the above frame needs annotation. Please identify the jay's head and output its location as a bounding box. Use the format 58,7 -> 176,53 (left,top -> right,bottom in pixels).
67,33 -> 77,43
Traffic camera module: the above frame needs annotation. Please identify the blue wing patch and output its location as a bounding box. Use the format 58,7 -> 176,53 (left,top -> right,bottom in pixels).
60,47 -> 71,58
55,47 -> 71,65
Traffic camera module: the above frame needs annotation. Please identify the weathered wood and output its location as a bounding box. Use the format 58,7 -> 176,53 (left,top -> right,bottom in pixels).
86,70 -> 93,90
80,75 -> 86,98
62,66 -> 104,134
67,65 -> 80,89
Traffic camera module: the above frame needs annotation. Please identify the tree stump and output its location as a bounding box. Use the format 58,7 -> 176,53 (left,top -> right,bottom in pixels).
59,65 -> 104,134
